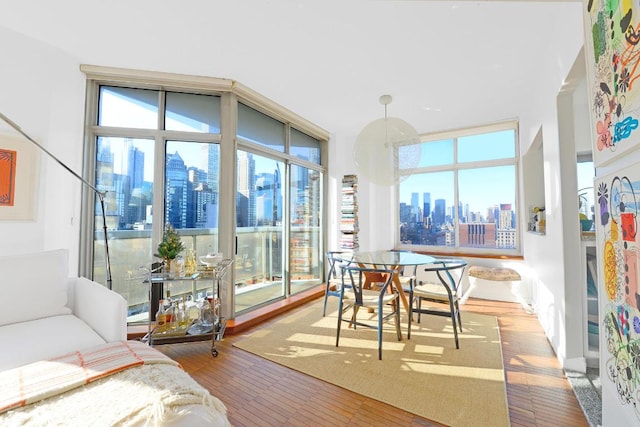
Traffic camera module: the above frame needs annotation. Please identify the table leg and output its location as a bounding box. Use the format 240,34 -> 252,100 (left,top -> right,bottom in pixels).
391,271 -> 411,318
361,265 -> 411,319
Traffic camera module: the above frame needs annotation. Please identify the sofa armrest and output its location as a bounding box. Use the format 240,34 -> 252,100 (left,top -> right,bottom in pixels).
67,277 -> 128,342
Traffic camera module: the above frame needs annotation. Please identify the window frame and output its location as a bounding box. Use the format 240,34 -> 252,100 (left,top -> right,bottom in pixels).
395,120 -> 521,257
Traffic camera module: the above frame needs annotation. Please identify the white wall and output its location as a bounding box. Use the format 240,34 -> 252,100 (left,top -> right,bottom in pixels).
0,27 -> 86,273
517,48 -> 592,371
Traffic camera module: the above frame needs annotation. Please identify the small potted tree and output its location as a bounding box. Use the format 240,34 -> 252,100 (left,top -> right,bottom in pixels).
154,224 -> 186,276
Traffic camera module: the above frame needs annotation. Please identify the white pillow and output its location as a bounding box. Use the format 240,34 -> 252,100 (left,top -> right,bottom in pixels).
0,249 -> 71,326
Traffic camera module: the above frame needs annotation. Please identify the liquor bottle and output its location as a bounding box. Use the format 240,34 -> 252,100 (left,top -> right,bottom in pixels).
184,249 -> 197,276
167,301 -> 178,331
155,299 -> 167,333
178,296 -> 189,328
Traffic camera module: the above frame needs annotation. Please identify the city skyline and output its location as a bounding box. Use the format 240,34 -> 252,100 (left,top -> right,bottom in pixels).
398,165 -> 516,215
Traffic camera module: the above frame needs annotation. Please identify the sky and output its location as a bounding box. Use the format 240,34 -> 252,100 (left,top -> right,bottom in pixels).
398,130 -> 516,213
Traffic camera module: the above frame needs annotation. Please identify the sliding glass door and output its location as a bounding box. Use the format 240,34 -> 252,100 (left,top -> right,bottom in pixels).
290,164 -> 322,294
235,150 -> 285,314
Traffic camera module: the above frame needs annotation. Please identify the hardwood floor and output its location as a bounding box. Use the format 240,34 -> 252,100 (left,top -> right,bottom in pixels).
154,297 -> 590,426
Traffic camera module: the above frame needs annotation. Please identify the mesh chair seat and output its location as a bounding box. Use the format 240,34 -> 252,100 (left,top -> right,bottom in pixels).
397,275 -> 415,293
336,265 -> 402,360
408,259 -> 467,349
343,289 -> 399,307
412,281 -> 459,301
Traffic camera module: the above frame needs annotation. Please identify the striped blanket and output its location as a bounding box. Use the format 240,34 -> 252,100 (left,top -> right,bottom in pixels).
0,340 -> 177,413
0,341 -> 229,426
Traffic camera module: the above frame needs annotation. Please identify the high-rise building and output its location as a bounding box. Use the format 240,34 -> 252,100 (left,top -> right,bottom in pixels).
411,192 -> 420,222
128,147 -> 145,191
165,151 -> 190,228
459,222 -> 497,248
497,203 -> 517,249
237,151 -> 256,226
434,199 -> 446,226
423,192 -> 431,220
399,202 -> 412,223
206,144 -> 219,192
498,203 -> 513,229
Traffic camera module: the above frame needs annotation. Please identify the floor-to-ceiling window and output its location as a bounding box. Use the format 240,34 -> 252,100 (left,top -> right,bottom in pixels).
89,86 -> 222,321
80,67 -> 328,323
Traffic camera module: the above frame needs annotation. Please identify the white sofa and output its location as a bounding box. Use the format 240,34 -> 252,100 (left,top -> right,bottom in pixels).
0,249 -> 128,371
0,249 -> 230,426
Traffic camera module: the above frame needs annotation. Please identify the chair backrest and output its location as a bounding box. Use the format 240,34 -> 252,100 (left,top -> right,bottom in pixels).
341,264 -> 396,305
326,251 -> 350,282
423,259 -> 467,292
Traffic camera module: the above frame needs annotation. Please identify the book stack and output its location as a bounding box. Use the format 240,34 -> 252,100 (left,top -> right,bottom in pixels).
340,175 -> 359,251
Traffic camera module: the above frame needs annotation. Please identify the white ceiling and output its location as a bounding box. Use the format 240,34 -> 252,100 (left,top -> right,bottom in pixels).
0,0 -> 585,140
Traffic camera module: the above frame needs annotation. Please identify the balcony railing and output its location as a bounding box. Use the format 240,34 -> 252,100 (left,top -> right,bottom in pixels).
92,227 -> 322,323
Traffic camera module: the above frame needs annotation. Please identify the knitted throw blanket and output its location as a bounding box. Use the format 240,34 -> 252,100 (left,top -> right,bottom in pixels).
0,341 -> 229,426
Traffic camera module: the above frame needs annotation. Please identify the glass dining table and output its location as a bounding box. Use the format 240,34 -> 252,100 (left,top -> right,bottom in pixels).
333,250 -> 437,317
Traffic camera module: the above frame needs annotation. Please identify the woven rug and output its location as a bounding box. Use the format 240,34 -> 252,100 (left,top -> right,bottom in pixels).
234,298 -> 509,427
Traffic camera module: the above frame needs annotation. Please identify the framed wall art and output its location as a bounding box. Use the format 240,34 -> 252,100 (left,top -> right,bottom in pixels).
595,163 -> 640,424
0,134 -> 39,221
583,1 -> 640,167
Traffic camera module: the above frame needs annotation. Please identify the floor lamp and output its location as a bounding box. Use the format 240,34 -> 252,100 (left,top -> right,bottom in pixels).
0,112 -> 113,290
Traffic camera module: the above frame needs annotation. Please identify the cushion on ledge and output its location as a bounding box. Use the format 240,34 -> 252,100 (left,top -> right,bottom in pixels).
0,249 -> 71,327
468,265 -> 521,281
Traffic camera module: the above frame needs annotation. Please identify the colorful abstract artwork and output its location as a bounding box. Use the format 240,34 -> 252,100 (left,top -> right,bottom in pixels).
596,168 -> 640,421
585,0 -> 640,167
0,149 -> 17,206
0,135 -> 38,221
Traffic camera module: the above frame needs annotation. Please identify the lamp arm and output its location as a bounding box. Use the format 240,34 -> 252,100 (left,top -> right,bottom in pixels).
0,112 -> 113,290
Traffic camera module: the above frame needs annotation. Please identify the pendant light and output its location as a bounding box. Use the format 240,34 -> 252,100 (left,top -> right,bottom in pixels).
353,95 -> 421,185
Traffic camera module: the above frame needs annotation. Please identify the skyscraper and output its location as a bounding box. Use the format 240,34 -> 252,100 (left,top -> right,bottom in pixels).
165,151 -> 189,228
434,199 -> 446,226
411,192 -> 419,222
423,192 -> 431,220
237,151 -> 256,226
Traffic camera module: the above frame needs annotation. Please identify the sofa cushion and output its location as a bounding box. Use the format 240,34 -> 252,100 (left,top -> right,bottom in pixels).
0,314 -> 107,371
0,249 -> 71,327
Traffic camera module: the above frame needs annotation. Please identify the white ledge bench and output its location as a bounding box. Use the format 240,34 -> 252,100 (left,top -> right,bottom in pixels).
461,265 -> 532,312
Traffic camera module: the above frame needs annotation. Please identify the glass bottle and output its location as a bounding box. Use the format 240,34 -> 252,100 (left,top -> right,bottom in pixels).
184,249 -> 197,276
166,289 -> 172,304
155,299 -> 167,333
178,296 -> 189,329
201,298 -> 214,330
188,301 -> 201,324
166,301 -> 177,331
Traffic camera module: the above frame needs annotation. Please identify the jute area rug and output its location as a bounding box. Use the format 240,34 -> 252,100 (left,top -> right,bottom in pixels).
234,298 -> 509,427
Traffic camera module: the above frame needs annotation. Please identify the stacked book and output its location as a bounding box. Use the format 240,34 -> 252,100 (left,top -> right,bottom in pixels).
340,175 -> 359,250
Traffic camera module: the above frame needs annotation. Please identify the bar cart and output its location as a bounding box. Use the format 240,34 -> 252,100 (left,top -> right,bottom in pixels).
140,258 -> 232,358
